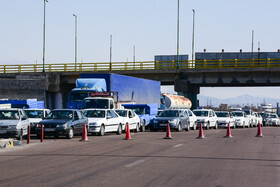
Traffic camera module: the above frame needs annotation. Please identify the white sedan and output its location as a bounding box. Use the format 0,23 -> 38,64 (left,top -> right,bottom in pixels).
115,109 -> 141,132
215,111 -> 235,128
232,111 -> 249,128
83,109 -> 123,136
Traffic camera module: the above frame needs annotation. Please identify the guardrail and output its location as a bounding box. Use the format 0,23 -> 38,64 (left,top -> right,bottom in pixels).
1,58 -> 280,73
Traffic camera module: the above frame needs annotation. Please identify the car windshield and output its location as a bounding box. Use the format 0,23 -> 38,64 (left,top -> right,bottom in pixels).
25,110 -> 44,118
46,111 -> 73,119
270,114 -> 278,118
159,110 -> 179,117
83,110 -> 105,118
260,113 -> 266,118
232,112 -> 243,117
129,107 -> 145,115
82,99 -> 109,109
243,110 -> 250,115
0,110 -> 20,120
193,110 -> 209,117
69,91 -> 89,102
216,112 -> 229,117
115,110 -> 127,117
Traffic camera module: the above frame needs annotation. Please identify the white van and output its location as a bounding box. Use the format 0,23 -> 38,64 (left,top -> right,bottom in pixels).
0,108 -> 30,139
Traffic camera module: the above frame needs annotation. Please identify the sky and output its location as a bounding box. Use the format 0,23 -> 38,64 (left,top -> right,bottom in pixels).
1,0 -> 280,99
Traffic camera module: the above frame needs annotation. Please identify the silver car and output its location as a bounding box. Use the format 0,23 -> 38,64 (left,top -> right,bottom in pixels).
0,108 -> 30,139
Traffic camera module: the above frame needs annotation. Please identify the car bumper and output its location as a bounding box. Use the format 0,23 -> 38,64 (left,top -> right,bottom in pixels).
152,122 -> 178,130
37,128 -> 70,136
218,123 -> 230,127
88,125 -> 101,133
0,129 -> 22,138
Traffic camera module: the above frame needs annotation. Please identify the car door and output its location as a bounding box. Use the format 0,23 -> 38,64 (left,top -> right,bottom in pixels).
19,110 -> 29,135
110,110 -> 120,132
72,111 -> 81,134
128,110 -> 137,130
187,110 -> 195,127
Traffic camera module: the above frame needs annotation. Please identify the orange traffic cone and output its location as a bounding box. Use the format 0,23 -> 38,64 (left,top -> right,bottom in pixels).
80,123 -> 88,141
256,123 -> 263,137
224,123 -> 232,138
124,123 -> 132,140
163,123 -> 173,139
197,123 -> 205,139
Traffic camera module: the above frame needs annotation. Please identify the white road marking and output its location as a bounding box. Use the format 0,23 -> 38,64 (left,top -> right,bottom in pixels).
173,144 -> 183,148
125,160 -> 145,168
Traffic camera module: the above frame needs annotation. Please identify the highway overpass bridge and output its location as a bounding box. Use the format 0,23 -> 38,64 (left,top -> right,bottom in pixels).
1,59 -> 280,109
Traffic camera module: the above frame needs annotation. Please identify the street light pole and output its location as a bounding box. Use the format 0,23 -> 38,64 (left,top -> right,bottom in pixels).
176,0 -> 180,69
42,0 -> 48,72
192,9 -> 195,67
73,14 -> 77,71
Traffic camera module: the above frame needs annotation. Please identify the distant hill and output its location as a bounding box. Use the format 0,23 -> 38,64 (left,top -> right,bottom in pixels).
198,94 -> 280,107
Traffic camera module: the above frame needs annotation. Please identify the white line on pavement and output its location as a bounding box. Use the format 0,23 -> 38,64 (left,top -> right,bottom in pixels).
125,160 -> 145,168
173,144 -> 183,148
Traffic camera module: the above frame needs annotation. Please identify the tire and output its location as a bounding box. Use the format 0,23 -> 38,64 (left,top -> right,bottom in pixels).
135,123 -> 140,133
141,121 -> 145,132
66,127 -> 74,139
242,122 -> 245,128
206,122 -> 210,130
233,123 -> 236,129
98,125 -> 105,136
186,122 -> 190,131
193,122 -> 197,130
215,122 -> 218,129
177,122 -> 182,132
116,124 -> 122,135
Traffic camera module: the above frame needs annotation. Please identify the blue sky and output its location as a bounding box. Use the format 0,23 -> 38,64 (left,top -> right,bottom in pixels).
1,0 -> 280,99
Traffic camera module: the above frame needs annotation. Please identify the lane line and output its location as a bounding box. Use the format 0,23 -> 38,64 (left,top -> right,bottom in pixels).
125,160 -> 145,168
173,144 -> 183,148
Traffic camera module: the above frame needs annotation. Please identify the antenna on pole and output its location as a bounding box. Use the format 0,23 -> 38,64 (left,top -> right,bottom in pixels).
110,35 -> 112,71
251,30 -> 254,59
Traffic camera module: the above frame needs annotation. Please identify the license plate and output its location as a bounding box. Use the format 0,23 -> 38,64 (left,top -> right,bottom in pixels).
0,130 -> 6,134
159,124 -> 167,126
44,128 -> 56,132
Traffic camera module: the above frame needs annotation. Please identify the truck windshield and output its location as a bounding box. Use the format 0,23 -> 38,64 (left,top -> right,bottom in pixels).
25,110 -> 44,118
115,110 -> 127,117
159,110 -> 179,117
0,111 -> 20,120
130,108 -> 145,115
83,110 -> 105,118
69,91 -> 89,102
82,99 -> 108,109
216,112 -> 229,117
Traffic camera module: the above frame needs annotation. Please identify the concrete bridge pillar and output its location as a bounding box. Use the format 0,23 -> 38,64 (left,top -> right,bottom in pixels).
174,79 -> 200,110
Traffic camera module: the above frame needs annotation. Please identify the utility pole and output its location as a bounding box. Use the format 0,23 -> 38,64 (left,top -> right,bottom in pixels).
73,14 -> 77,71
109,35 -> 112,71
176,0 -> 180,69
42,0 -> 48,72
192,9 -> 195,67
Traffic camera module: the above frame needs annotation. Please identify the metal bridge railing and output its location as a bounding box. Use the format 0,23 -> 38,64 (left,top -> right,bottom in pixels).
0,58 -> 280,73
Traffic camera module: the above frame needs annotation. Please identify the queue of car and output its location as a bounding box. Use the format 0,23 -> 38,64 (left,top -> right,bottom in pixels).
0,105 -> 280,141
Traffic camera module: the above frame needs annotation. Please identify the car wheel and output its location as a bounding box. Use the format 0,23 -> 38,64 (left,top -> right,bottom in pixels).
193,122 -> 197,130
233,123 -> 236,129
98,125 -> 105,136
186,122 -> 190,131
135,123 -> 140,133
66,127 -> 74,139
215,122 -> 218,129
141,121 -> 145,132
177,122 -> 182,132
206,122 -> 210,130
116,124 -> 122,135
243,122 -> 245,128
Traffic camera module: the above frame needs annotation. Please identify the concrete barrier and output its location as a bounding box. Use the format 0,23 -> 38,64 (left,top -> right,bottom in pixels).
0,139 -> 14,148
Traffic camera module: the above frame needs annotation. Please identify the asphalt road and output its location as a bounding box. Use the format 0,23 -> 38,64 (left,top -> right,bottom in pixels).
0,127 -> 280,187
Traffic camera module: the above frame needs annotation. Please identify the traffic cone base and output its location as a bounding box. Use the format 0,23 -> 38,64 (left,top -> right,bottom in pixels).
163,123 -> 172,139
124,123 -> 132,140
80,123 -> 88,142
197,123 -> 205,139
256,123 -> 263,137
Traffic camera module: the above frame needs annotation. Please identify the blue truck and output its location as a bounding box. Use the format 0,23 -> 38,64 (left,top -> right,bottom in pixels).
67,73 -> 161,110
122,103 -> 158,131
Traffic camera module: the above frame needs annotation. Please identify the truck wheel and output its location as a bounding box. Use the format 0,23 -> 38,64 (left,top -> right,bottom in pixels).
116,124 -> 122,135
141,121 -> 145,132
98,125 -> 105,136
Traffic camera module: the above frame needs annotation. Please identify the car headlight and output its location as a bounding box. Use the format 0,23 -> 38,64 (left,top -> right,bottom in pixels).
89,122 -> 97,126
7,125 -> 16,129
169,119 -> 178,123
153,120 -> 159,124
56,124 -> 67,128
